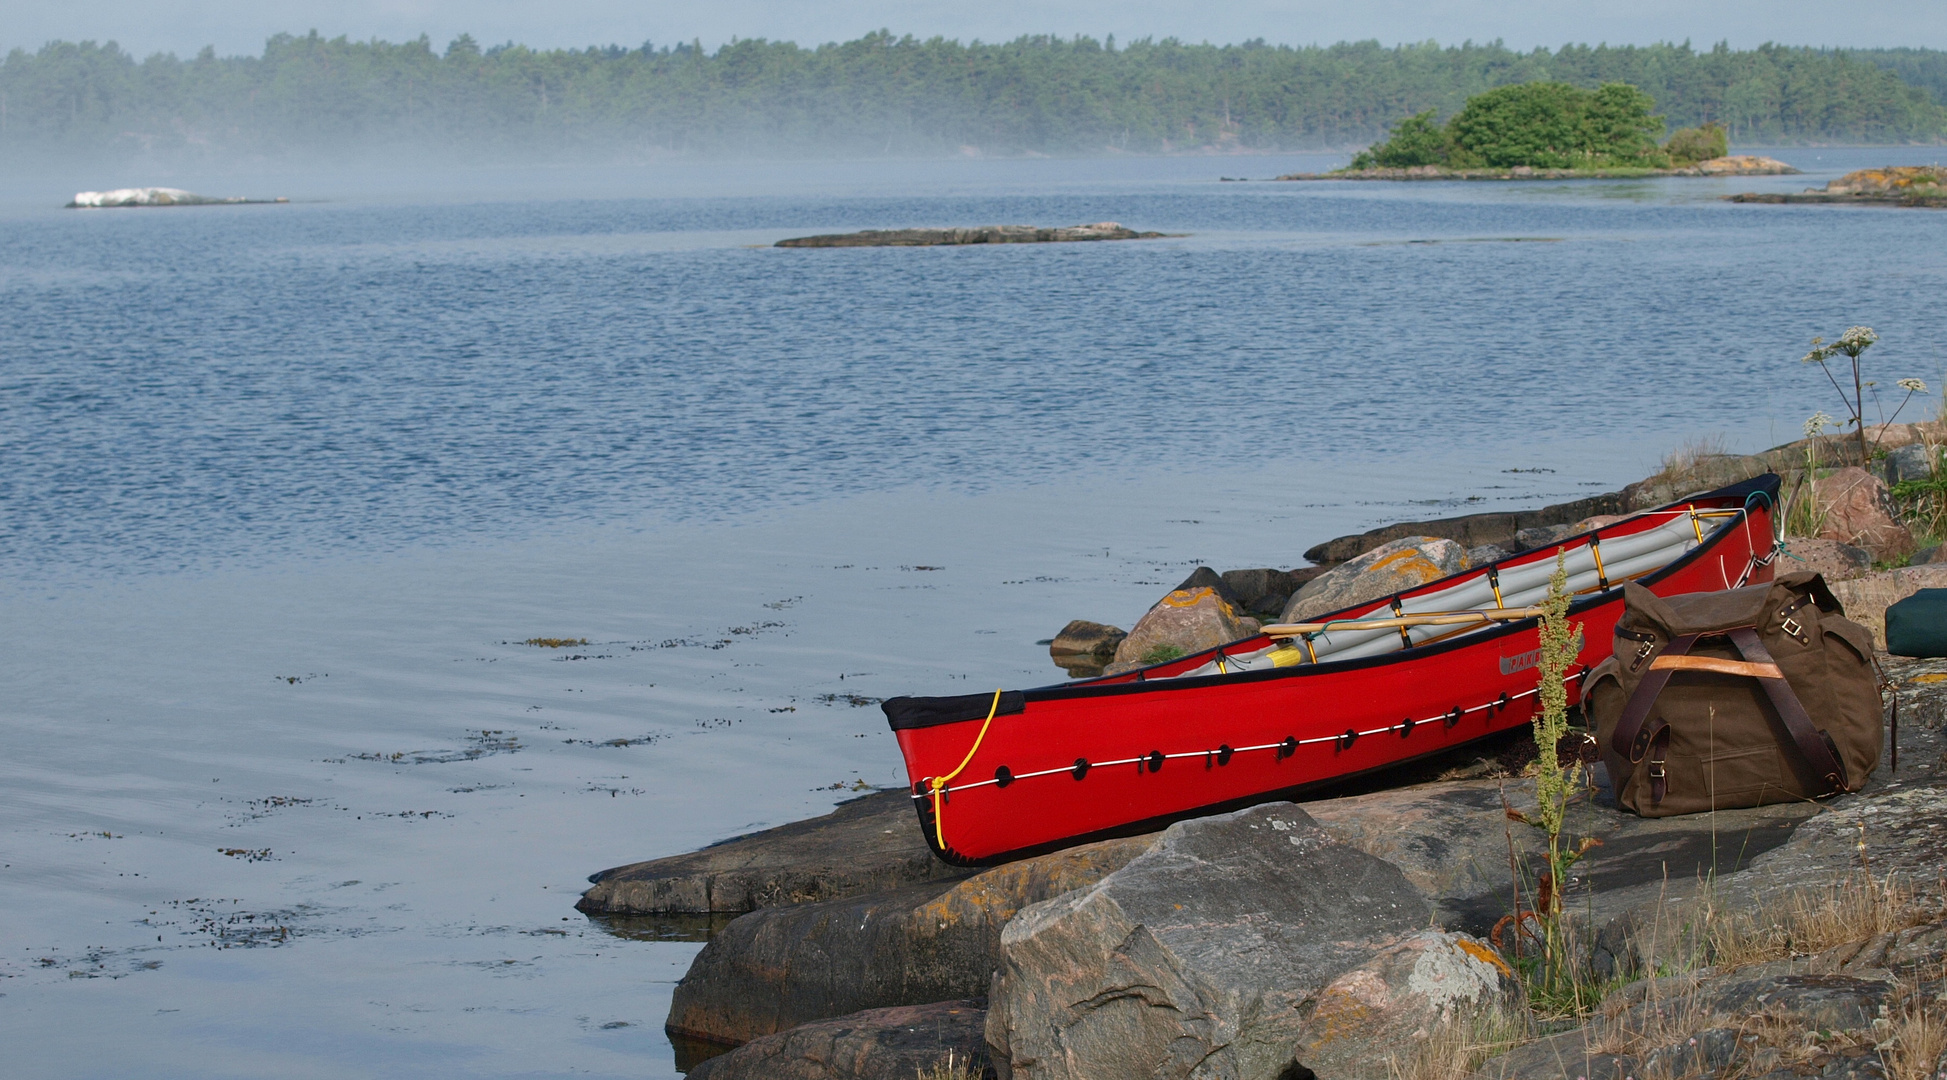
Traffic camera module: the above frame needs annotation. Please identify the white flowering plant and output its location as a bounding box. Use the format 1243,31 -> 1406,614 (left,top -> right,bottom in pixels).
1799,326 -> 1930,464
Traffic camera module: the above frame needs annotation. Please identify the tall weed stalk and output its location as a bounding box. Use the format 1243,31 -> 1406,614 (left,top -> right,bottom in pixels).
1506,551 -> 1599,1010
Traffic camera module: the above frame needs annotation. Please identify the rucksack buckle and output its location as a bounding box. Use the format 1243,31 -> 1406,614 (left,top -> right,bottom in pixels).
1647,760 -> 1666,780
1781,615 -> 1806,643
1631,640 -> 1655,671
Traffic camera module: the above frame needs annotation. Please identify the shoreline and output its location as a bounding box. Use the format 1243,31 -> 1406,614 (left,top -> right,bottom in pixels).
1729,190 -> 1947,208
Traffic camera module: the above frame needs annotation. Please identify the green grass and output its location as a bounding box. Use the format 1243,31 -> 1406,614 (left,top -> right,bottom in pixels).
1140,643 -> 1187,665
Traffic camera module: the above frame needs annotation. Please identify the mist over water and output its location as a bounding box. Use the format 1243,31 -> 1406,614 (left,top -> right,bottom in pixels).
3,150 -> 1945,1077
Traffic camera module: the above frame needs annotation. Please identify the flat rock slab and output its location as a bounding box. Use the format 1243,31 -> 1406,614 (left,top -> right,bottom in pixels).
776,223 -> 1167,247
1301,775 -> 1820,933
1473,945 -> 1914,1080
578,790 -> 964,915
666,832 -> 1155,1045
686,999 -> 990,1080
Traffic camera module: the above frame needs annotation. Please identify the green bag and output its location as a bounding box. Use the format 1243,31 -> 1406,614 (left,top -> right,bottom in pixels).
1887,589 -> 1947,658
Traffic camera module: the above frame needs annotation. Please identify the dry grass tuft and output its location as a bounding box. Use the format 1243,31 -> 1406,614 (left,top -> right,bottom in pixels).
1879,984 -> 1947,1080
1657,434 -> 1732,481
1385,1005 -> 1533,1080
1586,975 -> 1713,1056
1706,872 -> 1927,969
523,637 -> 589,648
914,1048 -> 984,1080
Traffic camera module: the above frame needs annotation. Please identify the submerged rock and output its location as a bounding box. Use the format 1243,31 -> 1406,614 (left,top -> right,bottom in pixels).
665,833 -> 1155,1045
776,223 -> 1166,247
577,790 -> 960,915
685,999 -> 989,1080
1279,536 -> 1468,623
985,803 -> 1429,1080
1106,567 -> 1259,671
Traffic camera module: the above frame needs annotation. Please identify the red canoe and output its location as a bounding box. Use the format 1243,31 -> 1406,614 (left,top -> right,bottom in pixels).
883,475 -> 1782,865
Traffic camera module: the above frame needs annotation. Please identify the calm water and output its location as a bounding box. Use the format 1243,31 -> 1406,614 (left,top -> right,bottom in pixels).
2,149 -> 1944,1078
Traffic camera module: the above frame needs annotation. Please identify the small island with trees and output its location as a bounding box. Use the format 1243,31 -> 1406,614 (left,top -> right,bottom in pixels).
1280,80 -> 1798,180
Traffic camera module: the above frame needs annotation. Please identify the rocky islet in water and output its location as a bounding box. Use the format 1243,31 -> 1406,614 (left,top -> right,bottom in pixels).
774,222 -> 1170,247
66,186 -> 288,207
1729,164 -> 1947,208
1277,154 -> 1799,182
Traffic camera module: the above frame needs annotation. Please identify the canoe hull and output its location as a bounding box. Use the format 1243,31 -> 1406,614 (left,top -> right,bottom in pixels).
886,476 -> 1781,865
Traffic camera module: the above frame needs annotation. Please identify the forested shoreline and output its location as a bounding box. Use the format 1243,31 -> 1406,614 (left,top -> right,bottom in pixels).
4,30 -> 1945,162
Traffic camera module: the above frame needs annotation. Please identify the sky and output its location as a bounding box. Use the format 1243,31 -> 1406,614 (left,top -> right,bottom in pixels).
5,0 -> 1946,58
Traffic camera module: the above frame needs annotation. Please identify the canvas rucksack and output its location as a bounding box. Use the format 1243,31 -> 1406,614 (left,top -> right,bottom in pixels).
1585,571 -> 1883,817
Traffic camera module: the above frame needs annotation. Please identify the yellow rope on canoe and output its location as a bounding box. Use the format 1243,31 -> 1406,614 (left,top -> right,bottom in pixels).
929,689 -> 1004,852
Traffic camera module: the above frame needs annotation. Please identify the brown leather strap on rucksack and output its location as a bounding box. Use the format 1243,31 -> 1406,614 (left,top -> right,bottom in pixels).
1608,626 -> 1849,803
1724,626 -> 1850,792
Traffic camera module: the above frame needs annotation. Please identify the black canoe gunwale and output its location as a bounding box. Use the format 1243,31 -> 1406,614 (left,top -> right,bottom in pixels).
883,474 -> 1780,731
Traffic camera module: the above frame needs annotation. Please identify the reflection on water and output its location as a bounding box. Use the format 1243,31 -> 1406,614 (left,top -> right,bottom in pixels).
669,1030 -> 739,1074
590,912 -> 739,943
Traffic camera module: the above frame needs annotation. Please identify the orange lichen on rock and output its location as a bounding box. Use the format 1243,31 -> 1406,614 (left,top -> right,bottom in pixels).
1825,165 -> 1947,195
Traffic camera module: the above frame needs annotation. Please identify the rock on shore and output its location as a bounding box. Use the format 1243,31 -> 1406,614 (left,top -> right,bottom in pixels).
666,833 -> 1156,1045
985,803 -> 1434,1080
686,1000 -> 990,1080
1278,536 -> 1467,623
1104,567 -> 1260,673
776,223 -> 1166,247
577,790 -> 962,915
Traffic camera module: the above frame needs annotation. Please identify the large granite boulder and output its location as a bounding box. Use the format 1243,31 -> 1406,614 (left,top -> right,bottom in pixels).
1108,567 -> 1260,672
1814,466 -> 1915,560
1279,537 -> 1468,623
578,790 -> 961,915
666,833 -> 1156,1045
1296,930 -> 1525,1080
685,999 -> 990,1080
984,803 -> 1430,1080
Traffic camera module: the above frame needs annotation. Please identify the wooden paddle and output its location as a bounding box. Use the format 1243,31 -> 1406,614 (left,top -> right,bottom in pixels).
1264,607 -> 1545,637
